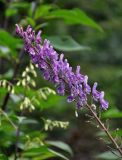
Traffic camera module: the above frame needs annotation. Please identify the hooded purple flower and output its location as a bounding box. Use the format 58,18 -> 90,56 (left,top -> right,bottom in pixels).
99,91 -> 109,110
16,24 -> 109,110
92,82 -> 100,101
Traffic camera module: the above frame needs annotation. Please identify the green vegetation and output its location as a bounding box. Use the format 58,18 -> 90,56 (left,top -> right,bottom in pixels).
0,0 -> 122,159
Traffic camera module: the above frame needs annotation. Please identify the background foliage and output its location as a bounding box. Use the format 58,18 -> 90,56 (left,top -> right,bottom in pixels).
0,0 -> 122,159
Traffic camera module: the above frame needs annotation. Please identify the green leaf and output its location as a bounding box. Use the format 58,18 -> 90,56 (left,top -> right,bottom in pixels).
95,151 -> 120,160
96,129 -> 122,138
49,149 -> 69,160
5,2 -> 29,17
26,17 -> 36,27
45,8 -> 103,31
9,2 -> 29,9
0,29 -> 22,58
0,29 -> 21,50
34,4 -> 56,20
23,146 -> 55,159
5,8 -> 18,17
102,108 -> 122,118
46,141 -> 73,156
20,117 -> 38,125
0,154 -> 8,160
48,35 -> 90,52
112,129 -> 122,136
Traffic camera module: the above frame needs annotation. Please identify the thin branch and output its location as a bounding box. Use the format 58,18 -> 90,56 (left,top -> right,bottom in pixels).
1,48 -> 24,111
86,103 -> 122,156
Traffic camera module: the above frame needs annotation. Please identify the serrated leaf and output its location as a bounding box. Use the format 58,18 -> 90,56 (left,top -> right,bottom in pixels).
48,35 -> 90,52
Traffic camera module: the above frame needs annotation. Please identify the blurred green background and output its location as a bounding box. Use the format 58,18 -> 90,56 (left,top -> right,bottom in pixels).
0,0 -> 122,159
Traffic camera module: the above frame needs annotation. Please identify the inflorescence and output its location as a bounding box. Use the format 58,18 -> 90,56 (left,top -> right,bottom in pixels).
16,24 -> 109,110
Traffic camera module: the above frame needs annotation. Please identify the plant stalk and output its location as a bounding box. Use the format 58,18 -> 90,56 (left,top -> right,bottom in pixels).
86,103 -> 122,156
1,48 -> 24,111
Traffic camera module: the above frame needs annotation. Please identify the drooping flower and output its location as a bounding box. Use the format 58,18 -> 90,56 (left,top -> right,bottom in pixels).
15,24 -> 109,110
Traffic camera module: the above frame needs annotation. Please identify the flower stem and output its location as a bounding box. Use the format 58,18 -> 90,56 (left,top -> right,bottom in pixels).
86,103 -> 122,156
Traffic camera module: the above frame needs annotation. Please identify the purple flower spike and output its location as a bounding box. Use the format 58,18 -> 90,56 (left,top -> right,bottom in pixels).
16,25 -> 109,110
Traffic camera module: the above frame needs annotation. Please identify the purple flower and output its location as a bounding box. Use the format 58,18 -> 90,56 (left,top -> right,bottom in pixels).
99,91 -> 109,110
92,82 -> 100,101
36,31 -> 42,44
57,82 -> 65,96
16,24 -> 109,110
83,75 -> 91,94
67,95 -> 74,103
